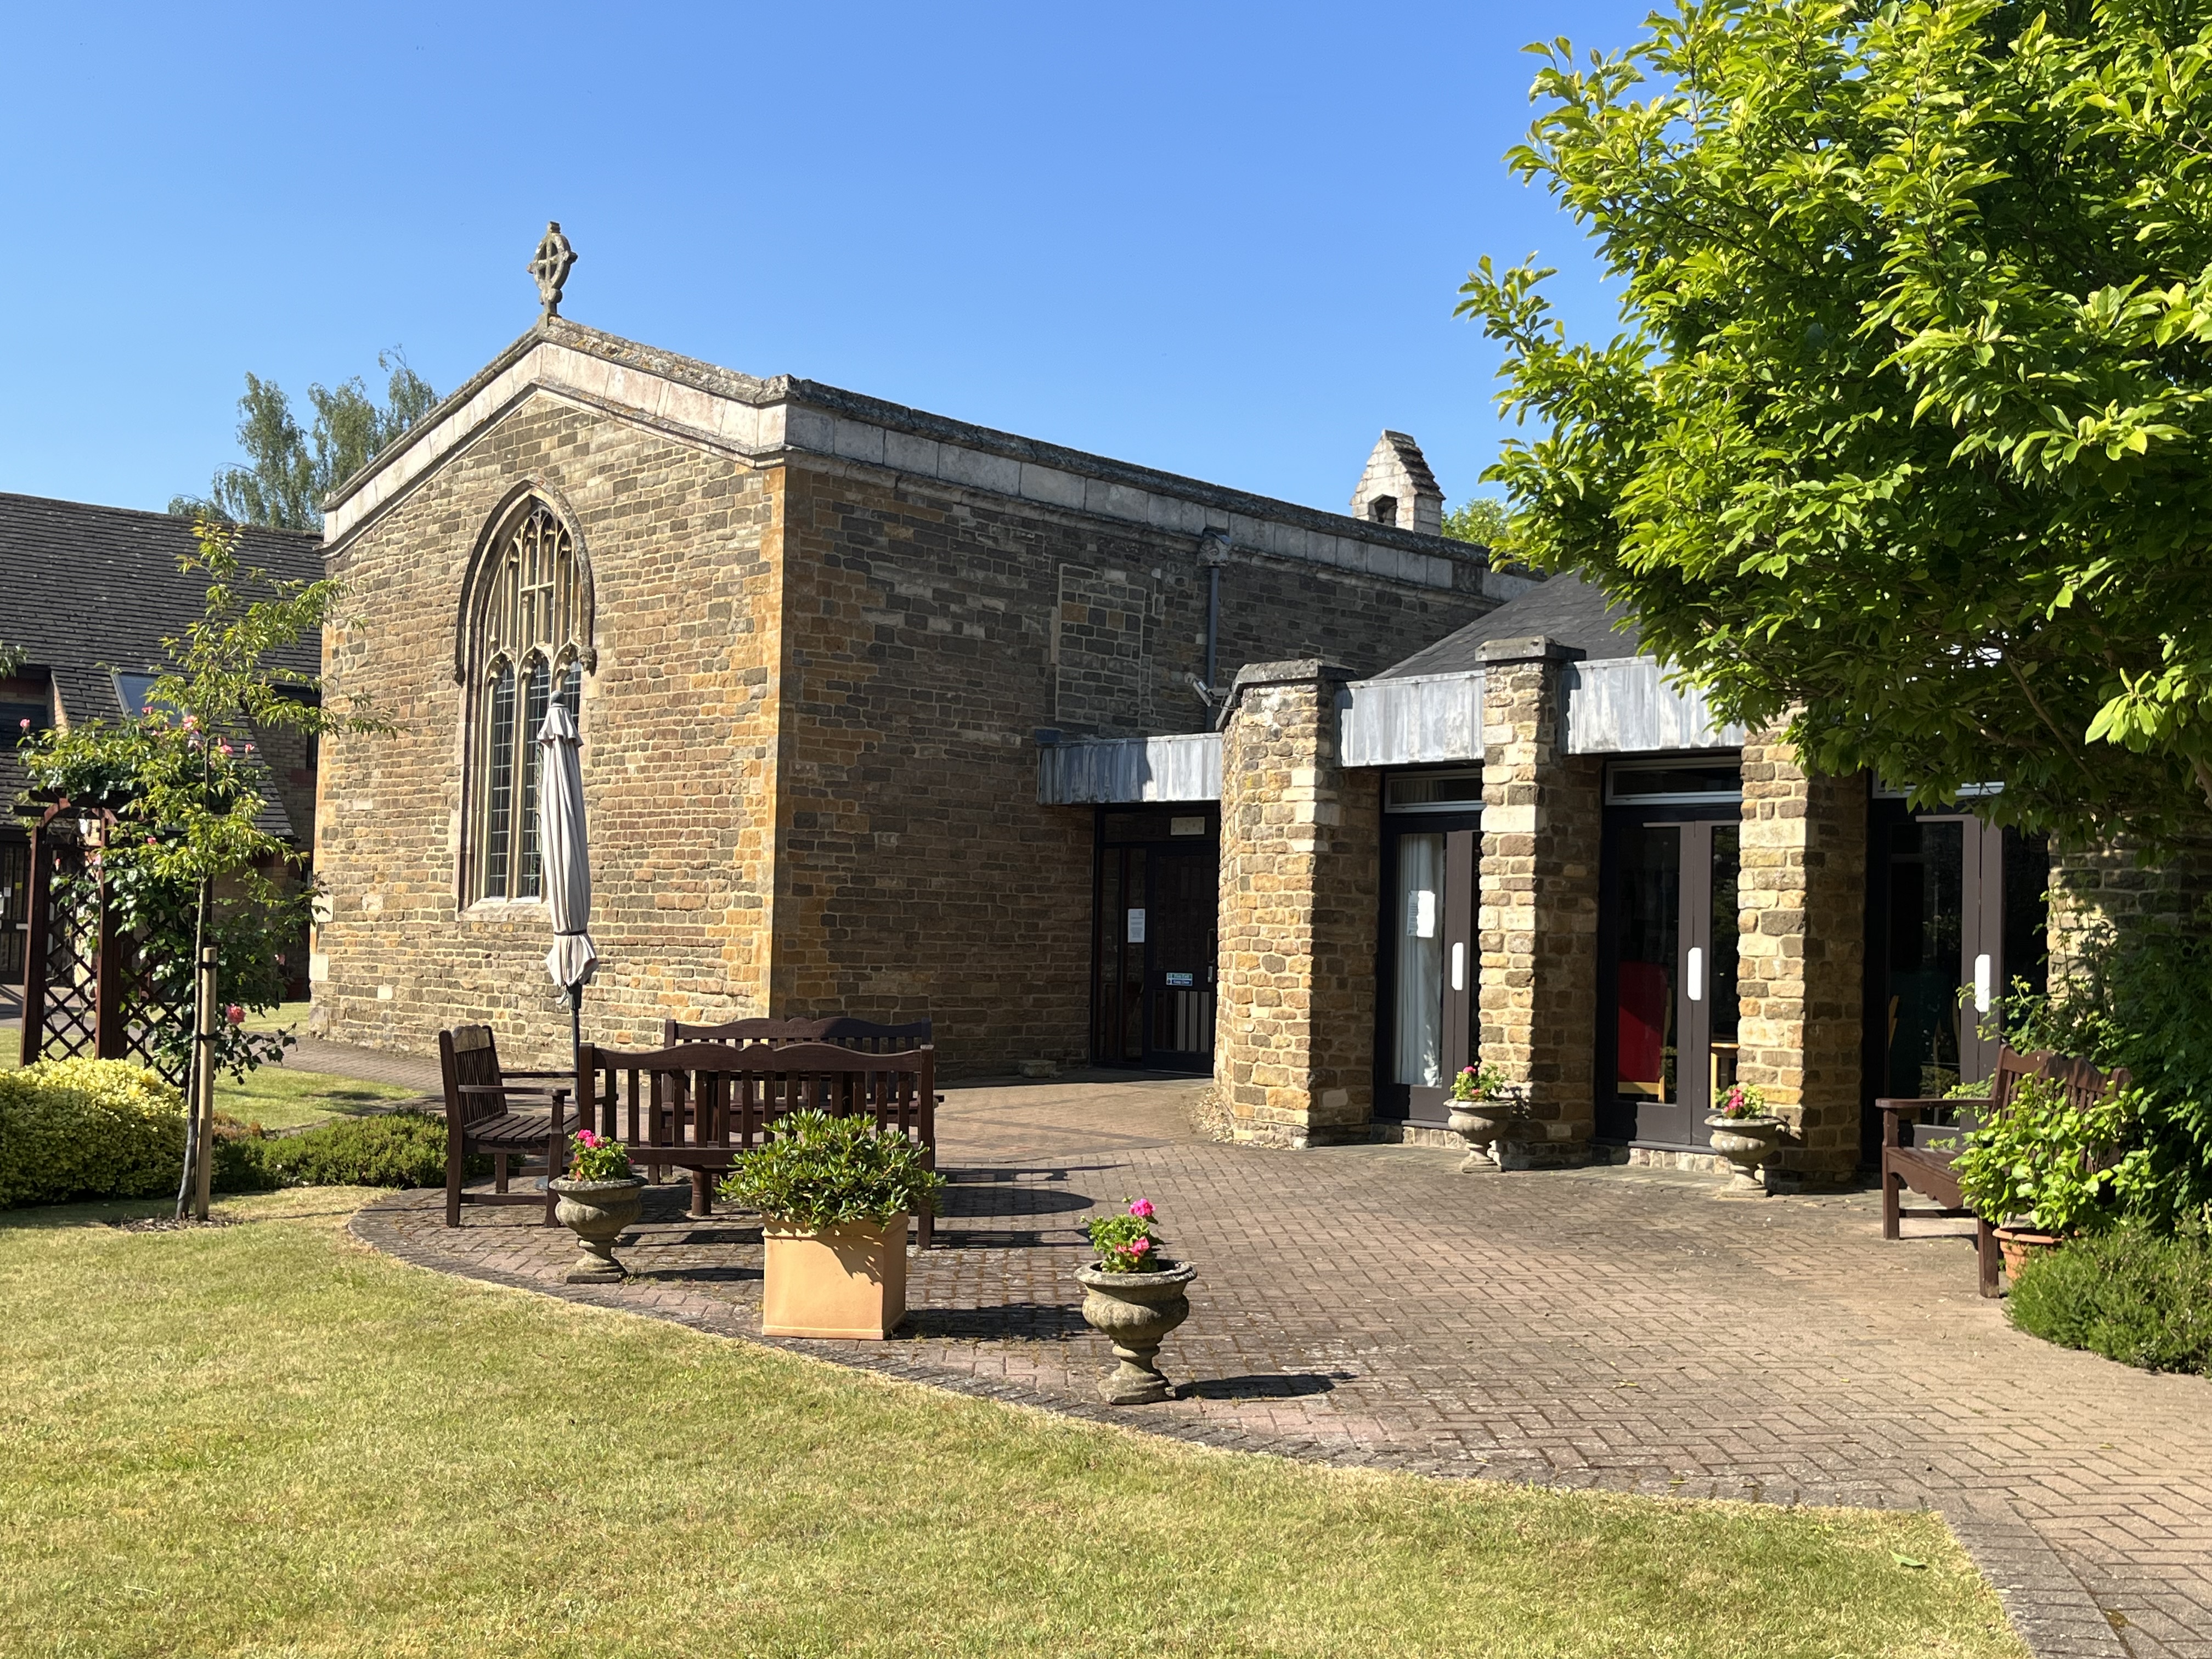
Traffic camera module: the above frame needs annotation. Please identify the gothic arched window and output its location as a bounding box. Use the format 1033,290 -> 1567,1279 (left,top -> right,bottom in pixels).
470,501 -> 585,901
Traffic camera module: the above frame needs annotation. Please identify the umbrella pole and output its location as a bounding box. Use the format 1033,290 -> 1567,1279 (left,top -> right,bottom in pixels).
569,982 -> 588,1136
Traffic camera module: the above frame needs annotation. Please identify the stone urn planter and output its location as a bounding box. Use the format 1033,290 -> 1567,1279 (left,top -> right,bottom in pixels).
1447,1100 -> 1517,1172
548,1175 -> 648,1283
1076,1260 -> 1198,1405
1992,1222 -> 2065,1282
1705,1115 -> 1785,1192
761,1216 -> 910,1340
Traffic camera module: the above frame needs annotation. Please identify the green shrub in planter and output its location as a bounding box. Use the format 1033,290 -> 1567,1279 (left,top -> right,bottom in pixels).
2008,1225 -> 2212,1374
1953,1075 -> 2148,1233
718,1109 -> 944,1228
0,1058 -> 186,1208
219,1111 -> 482,1190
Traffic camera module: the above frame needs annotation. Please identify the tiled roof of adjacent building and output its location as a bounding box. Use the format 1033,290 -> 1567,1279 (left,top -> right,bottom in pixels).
0,492 -> 323,835
1376,568 -> 1644,678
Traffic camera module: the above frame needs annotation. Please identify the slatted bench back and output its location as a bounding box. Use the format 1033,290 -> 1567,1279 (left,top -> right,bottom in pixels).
581,1040 -> 936,1157
662,1015 -> 933,1054
439,1025 -> 507,1128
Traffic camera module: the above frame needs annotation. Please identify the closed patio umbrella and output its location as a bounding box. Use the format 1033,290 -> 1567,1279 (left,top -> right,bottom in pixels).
537,702 -> 597,1127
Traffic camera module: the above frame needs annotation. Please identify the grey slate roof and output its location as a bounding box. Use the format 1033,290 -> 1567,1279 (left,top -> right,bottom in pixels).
1376,569 -> 1644,678
0,493 -> 323,835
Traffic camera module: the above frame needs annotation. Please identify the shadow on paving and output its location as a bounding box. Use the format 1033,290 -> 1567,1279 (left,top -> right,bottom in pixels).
906,1303 -> 1094,1340
1177,1373 -> 1347,1402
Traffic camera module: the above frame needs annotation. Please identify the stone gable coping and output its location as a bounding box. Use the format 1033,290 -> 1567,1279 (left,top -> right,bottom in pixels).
322,320 -> 1493,596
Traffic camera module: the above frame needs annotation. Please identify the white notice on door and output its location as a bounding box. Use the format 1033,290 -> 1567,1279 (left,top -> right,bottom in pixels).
1410,889 -> 1437,939
1127,907 -> 1147,943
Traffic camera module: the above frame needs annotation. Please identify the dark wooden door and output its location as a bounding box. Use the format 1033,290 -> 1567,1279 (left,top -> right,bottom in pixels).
1143,847 -> 1217,1066
1092,814 -> 1219,1073
0,838 -> 26,987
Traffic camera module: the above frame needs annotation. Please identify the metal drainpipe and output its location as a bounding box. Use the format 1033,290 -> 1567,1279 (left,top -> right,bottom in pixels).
1205,562 -> 1220,692
1200,529 -> 1229,692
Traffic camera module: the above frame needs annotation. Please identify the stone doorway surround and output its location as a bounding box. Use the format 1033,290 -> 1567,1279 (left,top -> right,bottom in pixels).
353,1065 -> 2208,1659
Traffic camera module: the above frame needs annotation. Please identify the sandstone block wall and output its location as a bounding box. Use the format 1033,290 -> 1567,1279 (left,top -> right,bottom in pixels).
2049,833 -> 2212,988
313,403 -> 1493,1076
314,392 -> 780,1069
1214,662 -> 1379,1146
1735,733 -> 1867,1185
1475,640 -> 1601,1164
768,460 -> 1465,1076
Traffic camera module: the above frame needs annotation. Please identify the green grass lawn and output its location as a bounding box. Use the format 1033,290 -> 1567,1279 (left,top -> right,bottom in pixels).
211,1061 -> 422,1132
3,1001 -> 421,1129
0,1192 -> 2025,1659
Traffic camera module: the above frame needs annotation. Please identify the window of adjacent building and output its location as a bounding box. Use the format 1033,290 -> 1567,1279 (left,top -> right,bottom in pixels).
1384,768 -> 1483,814
1604,759 -> 1742,805
470,503 -> 585,901
1,674 -> 51,744
112,671 -> 166,717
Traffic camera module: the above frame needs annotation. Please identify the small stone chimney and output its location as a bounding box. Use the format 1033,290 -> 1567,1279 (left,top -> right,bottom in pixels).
1348,431 -> 1444,537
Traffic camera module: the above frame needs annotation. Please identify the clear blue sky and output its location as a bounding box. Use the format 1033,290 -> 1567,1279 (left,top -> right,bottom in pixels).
0,1 -> 1650,522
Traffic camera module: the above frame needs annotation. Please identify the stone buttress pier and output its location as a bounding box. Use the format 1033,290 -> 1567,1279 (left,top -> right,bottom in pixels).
1735,733 -> 1867,1187
1475,636 -> 1602,1167
1214,661 -> 1380,1147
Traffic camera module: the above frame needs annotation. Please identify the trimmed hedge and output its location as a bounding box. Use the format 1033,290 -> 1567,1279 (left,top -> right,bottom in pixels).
0,1059 -> 187,1208
2008,1226 -> 2212,1375
221,1111 -> 484,1192
0,1062 -> 483,1209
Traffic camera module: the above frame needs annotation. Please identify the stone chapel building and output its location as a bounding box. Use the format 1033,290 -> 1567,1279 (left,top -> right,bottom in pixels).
314,302 -> 2173,1186
308,314 -> 1524,1079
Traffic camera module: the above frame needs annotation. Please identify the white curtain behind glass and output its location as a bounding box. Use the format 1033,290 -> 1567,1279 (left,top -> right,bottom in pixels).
1394,833 -> 1445,1086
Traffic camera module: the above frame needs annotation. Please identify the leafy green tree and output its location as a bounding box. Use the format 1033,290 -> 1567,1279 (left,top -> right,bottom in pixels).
1442,496 -> 1523,554
1460,0 -> 2212,844
15,518 -> 392,1210
170,351 -> 436,532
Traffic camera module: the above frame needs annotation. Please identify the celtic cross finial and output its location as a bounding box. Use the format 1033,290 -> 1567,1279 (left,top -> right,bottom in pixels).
528,222 -> 577,319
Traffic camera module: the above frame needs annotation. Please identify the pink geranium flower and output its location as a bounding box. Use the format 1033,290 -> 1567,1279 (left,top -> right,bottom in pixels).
1127,1237 -> 1152,1255
1128,1199 -> 1154,1220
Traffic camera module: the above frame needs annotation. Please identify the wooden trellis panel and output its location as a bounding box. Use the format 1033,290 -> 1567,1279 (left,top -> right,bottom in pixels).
16,806 -> 191,1088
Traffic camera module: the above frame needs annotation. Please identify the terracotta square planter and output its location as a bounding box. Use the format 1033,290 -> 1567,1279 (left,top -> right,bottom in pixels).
761,1216 -> 909,1339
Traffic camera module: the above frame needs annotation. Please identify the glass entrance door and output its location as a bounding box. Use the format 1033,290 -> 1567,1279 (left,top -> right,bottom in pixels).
1873,808 -> 2049,1099
1382,825 -> 1477,1124
1600,815 -> 1740,1147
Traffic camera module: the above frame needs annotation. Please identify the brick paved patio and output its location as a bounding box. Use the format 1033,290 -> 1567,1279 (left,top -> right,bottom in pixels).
351,1070 -> 2210,1659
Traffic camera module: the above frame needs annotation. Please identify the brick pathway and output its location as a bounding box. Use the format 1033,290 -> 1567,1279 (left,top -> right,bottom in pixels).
350,1073 -> 2208,1659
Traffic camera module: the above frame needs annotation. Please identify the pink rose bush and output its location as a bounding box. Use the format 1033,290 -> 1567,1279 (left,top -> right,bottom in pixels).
1088,1198 -> 1167,1273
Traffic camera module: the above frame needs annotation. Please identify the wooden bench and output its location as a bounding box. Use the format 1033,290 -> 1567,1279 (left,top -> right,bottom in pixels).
661,1017 -> 939,1233
664,1015 -> 933,1052
437,1025 -> 576,1227
1879,1046 -> 2129,1296
582,1039 -> 940,1246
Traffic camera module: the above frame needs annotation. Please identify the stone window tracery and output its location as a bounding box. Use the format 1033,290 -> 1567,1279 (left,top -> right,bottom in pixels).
470,502 -> 585,902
